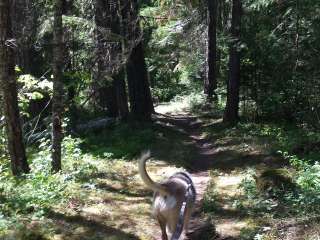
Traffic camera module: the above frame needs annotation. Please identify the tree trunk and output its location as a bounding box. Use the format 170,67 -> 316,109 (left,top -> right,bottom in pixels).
216,0 -> 222,79
112,0 -> 129,120
223,0 -> 242,123
100,83 -> 118,117
52,0 -> 64,172
11,0 -> 35,73
204,0 -> 218,102
126,0 -> 154,120
0,0 -> 29,175
93,0 -> 117,117
94,0 -> 129,119
127,42 -> 154,120
114,71 -> 129,120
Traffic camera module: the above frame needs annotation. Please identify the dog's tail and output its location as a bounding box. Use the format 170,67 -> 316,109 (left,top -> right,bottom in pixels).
138,150 -> 169,195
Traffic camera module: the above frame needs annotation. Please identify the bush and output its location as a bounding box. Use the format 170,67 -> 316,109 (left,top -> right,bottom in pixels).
0,136 -> 99,232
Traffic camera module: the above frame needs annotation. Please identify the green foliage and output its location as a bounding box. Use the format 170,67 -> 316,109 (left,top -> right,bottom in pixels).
0,136 -> 98,233
17,72 -> 52,117
63,71 -> 91,106
146,21 -> 189,101
239,160 -> 320,216
81,123 -> 156,159
143,3 -> 205,102
202,176 -> 219,213
241,0 -> 320,127
296,162 -> 320,192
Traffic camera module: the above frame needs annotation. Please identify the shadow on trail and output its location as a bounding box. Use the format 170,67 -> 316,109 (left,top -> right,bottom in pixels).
47,210 -> 140,240
96,182 -> 152,199
153,113 -> 283,173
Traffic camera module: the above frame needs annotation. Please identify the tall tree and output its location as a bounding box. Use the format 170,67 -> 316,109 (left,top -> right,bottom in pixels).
109,0 -> 129,120
94,0 -> 129,119
223,0 -> 242,123
0,0 -> 29,175
12,0 -> 35,73
125,0 -> 154,120
216,0 -> 223,78
52,0 -> 64,172
115,71 -> 129,120
205,0 -> 218,102
94,0 -> 117,117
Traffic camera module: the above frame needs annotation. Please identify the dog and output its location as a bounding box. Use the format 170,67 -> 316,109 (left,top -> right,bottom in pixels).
138,151 -> 196,240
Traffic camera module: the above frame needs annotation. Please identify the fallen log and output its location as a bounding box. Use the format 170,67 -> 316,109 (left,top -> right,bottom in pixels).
75,117 -> 115,133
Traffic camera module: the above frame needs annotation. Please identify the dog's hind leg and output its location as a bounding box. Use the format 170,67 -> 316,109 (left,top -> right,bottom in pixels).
157,215 -> 168,240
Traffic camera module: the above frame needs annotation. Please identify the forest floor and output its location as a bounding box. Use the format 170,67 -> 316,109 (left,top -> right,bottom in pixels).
154,101 -> 320,240
153,102 -> 257,240
45,100 -> 249,240
4,100 -> 320,240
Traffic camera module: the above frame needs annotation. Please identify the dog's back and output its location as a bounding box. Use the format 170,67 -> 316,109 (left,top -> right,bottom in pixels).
138,151 -> 196,239
154,172 -> 196,234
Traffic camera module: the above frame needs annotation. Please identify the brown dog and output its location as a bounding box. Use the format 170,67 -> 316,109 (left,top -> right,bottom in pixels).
138,151 -> 196,240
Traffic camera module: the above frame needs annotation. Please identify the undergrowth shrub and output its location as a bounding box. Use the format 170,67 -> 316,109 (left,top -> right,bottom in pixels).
0,135 -> 98,233
81,123 -> 155,158
239,158 -> 320,217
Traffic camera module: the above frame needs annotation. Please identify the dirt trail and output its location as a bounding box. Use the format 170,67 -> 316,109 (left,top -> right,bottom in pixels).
46,106 -> 250,240
153,112 -> 247,240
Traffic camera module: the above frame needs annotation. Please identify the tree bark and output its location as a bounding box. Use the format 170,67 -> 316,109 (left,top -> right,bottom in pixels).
11,0 -> 35,73
223,0 -> 242,123
93,0 -> 116,116
98,83 -> 118,117
127,42 -> 154,120
205,0 -> 218,102
112,0 -> 129,120
126,0 -> 154,120
216,0 -> 222,79
52,0 -> 64,172
114,71 -> 129,120
0,0 -> 29,175
94,0 -> 129,119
